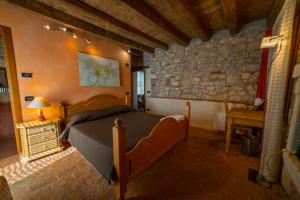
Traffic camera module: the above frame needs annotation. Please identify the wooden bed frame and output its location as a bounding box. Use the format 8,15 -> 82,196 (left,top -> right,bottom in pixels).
59,94 -> 190,200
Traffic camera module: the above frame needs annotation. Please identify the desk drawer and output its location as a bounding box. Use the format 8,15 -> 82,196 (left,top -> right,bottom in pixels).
28,131 -> 57,145
233,118 -> 264,128
29,139 -> 58,155
27,124 -> 56,135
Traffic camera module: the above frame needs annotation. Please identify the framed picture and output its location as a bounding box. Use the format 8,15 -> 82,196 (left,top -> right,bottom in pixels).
78,52 -> 120,86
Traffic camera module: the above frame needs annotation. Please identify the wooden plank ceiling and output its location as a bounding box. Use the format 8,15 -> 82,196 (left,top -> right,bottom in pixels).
5,0 -> 282,53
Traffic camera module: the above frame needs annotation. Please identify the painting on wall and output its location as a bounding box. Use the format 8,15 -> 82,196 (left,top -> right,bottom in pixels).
78,52 -> 120,86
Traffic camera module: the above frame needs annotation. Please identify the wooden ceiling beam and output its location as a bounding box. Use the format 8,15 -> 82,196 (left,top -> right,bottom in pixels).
121,0 -> 190,46
220,0 -> 238,35
266,0 -> 286,27
172,0 -> 212,41
198,5 -> 222,17
5,0 -> 155,53
63,0 -> 168,50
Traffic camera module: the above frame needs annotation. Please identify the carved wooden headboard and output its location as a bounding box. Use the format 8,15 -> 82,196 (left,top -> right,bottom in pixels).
59,94 -> 129,119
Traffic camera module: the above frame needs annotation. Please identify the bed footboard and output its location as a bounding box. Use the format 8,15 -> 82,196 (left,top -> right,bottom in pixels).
127,117 -> 187,180
112,102 -> 190,199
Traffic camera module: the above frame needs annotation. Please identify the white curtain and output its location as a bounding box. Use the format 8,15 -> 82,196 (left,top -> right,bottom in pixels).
286,64 -> 300,152
137,71 -> 144,95
259,0 -> 296,182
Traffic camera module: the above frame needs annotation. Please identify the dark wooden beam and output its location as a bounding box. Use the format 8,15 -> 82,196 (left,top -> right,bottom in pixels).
296,0 -> 300,17
198,5 -> 222,17
131,66 -> 148,72
121,0 -> 190,46
5,0 -> 154,53
220,0 -> 238,35
64,0 -> 168,50
172,0 -> 211,41
129,48 -> 144,57
266,0 -> 286,27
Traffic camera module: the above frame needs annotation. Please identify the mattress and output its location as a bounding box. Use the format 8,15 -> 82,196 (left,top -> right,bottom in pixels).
66,110 -> 161,182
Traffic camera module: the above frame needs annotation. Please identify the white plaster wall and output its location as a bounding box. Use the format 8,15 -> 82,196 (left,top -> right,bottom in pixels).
146,97 -> 246,131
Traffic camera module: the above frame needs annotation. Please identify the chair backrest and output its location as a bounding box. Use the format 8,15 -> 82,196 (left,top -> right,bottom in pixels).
224,100 -> 229,115
223,100 -> 229,133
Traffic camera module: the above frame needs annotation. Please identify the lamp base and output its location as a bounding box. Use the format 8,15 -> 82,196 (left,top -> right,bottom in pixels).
39,114 -> 46,121
38,109 -> 46,121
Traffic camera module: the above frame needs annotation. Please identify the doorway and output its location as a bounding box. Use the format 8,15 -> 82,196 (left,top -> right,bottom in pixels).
0,26 -> 22,161
132,69 -> 145,112
0,34 -> 17,159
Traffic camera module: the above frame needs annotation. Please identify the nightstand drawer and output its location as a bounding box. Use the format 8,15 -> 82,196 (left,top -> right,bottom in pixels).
28,131 -> 57,145
29,139 -> 58,155
27,124 -> 56,135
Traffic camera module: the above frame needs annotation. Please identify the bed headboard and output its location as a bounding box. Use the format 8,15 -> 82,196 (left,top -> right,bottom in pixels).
59,94 -> 129,119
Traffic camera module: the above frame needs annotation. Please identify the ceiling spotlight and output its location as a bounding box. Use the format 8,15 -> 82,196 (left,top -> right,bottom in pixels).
59,27 -> 67,32
43,25 -> 51,30
73,33 -> 77,39
85,38 -> 91,44
127,49 -> 131,53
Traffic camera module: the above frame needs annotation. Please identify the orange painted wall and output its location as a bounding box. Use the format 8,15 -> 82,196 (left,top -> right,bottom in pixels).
0,3 -> 131,121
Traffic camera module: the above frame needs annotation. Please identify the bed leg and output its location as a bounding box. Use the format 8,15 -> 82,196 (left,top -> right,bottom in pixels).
184,101 -> 191,142
113,118 -> 127,200
58,103 -> 66,119
124,96 -> 129,106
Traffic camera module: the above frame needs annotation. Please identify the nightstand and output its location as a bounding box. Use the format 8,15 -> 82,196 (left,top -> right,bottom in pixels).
16,118 -> 63,162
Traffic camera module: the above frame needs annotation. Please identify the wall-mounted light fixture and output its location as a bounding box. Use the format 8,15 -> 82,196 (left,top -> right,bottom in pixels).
72,33 -> 77,39
43,24 -> 91,45
260,35 -> 283,49
59,27 -> 67,32
43,25 -> 51,30
85,38 -> 91,44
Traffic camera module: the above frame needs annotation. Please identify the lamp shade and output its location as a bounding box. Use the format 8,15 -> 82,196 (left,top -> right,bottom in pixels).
27,97 -> 50,108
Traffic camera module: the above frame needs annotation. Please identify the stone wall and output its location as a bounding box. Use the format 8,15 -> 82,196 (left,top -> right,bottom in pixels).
144,20 -> 266,104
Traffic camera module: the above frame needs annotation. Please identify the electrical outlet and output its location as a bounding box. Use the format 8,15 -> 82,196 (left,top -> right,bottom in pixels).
25,96 -> 34,101
21,73 -> 32,78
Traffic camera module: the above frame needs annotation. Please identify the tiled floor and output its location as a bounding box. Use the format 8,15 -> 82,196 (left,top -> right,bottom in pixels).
0,128 -> 288,200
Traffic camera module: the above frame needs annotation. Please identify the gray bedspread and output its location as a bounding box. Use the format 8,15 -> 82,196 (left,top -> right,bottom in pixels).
67,111 -> 161,182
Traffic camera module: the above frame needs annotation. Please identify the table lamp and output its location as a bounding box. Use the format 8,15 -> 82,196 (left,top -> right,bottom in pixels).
27,97 -> 50,121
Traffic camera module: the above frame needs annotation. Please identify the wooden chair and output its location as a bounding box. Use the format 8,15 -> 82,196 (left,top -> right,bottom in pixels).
224,101 -> 253,138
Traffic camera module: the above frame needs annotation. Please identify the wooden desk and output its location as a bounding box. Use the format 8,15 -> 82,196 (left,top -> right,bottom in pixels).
225,108 -> 265,154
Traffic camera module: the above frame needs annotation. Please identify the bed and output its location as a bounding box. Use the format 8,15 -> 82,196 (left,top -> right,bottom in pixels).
59,94 -> 190,199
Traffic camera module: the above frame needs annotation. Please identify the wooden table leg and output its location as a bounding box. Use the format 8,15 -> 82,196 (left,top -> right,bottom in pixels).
225,117 -> 233,154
